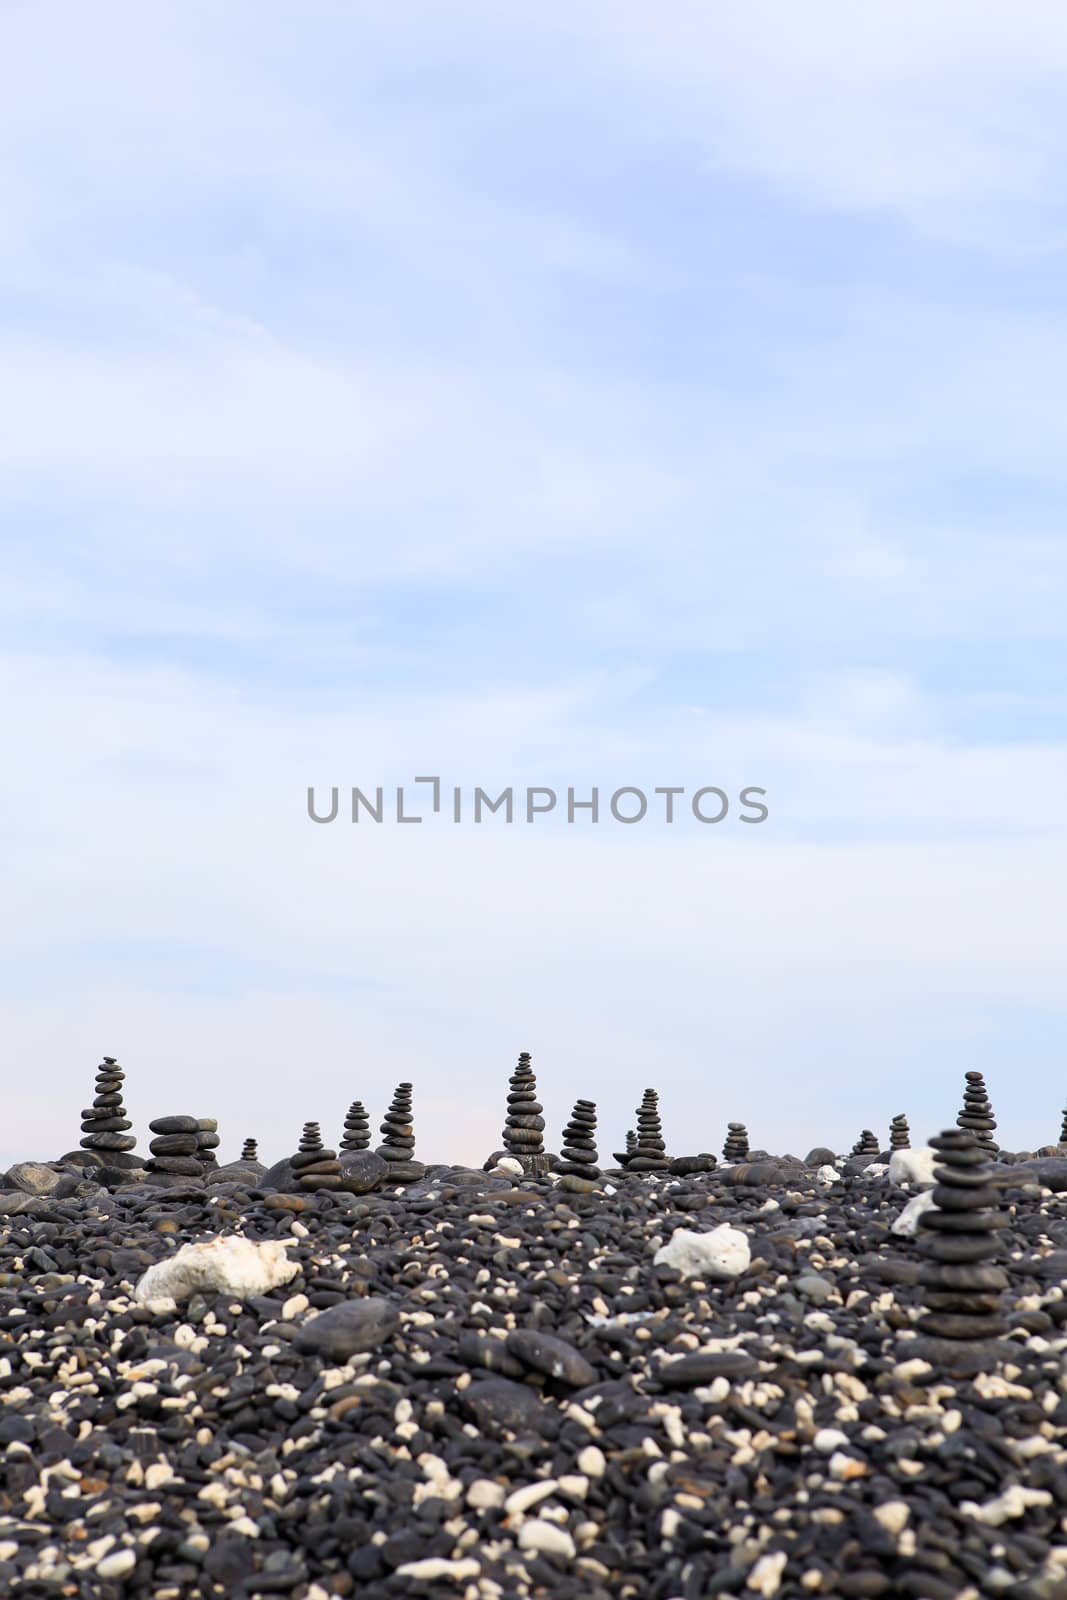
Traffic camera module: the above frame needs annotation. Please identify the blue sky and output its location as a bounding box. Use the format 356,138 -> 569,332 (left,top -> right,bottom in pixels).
3,1 -> 1067,1166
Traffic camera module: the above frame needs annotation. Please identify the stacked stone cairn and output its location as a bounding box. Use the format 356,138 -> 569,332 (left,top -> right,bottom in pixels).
291,1121 -> 342,1192
146,1116 -> 204,1182
957,1070 -> 998,1151
913,1127 -> 1009,1368
196,1118 -> 219,1169
723,1122 -> 749,1162
1059,1106 -> 1067,1148
852,1129 -> 879,1156
240,1138 -> 259,1163
376,1083 -> 422,1182
890,1113 -> 910,1150
628,1089 -> 670,1172
557,1099 -> 601,1192
612,1129 -> 638,1167
79,1057 -> 140,1167
340,1101 -> 370,1153
501,1054 -> 549,1174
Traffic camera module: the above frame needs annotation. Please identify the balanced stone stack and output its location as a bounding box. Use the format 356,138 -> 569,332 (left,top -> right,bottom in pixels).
340,1101 -> 370,1153
501,1053 -> 546,1171
79,1057 -> 139,1162
1059,1106 -> 1067,1148
145,1116 -> 204,1182
612,1129 -> 638,1168
957,1070 -> 998,1152
913,1127 -> 1010,1369
890,1113 -> 910,1150
376,1083 -> 423,1183
292,1121 -> 342,1192
240,1138 -> 259,1163
628,1089 -> 670,1172
196,1118 -> 219,1169
557,1099 -> 601,1192
723,1122 -> 749,1162
852,1129 -> 879,1156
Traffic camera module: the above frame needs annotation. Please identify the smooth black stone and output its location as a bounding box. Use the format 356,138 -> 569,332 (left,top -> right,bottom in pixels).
506,1328 -> 597,1387
149,1156 -> 203,1176
656,1351 -> 760,1387
669,1155 -> 716,1175
149,1134 -> 200,1156
338,1150 -> 387,1192
920,1210 -> 1006,1233
149,1116 -> 200,1135
457,1332 -> 526,1378
459,1377 -> 553,1438
291,1149 -> 338,1171
917,1311 -> 1010,1339
294,1298 -> 400,1360
930,1184 -> 1000,1210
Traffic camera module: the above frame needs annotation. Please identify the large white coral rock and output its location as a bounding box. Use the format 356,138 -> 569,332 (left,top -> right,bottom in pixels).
134,1237 -> 298,1305
653,1224 -> 750,1280
888,1146 -> 938,1188
891,1190 -> 936,1237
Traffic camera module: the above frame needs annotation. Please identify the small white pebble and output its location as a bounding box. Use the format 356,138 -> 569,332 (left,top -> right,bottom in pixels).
577,1445 -> 606,1478
505,1480 -> 558,1516
517,1522 -> 575,1558
747,1549 -> 787,1596
467,1479 -> 506,1511
97,1550 -> 137,1579
873,1501 -> 909,1536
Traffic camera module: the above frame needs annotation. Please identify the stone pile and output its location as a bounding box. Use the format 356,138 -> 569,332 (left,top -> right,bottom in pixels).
291,1122 -> 342,1192
240,1138 -> 259,1163
376,1083 -> 423,1183
340,1101 -> 370,1152
612,1130 -> 637,1168
145,1116 -> 204,1183
890,1113 -> 910,1150
557,1099 -> 600,1192
78,1057 -> 139,1164
501,1054 -> 546,1170
852,1129 -> 879,1156
956,1069 -> 998,1151
913,1126 -> 1010,1368
1059,1106 -> 1067,1148
628,1089 -> 669,1172
723,1121 -> 749,1162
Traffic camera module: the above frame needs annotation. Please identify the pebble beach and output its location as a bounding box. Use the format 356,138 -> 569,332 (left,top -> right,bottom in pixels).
3,1092 -> 1067,1600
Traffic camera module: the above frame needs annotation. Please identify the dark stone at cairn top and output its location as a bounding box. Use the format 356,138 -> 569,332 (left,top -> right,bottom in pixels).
628,1089 -> 670,1172
80,1056 -> 138,1155
956,1070 -> 998,1152
723,1122 -> 749,1162
376,1083 -> 423,1183
501,1052 -> 545,1166
852,1129 -> 879,1157
292,1120 -> 342,1190
240,1138 -> 258,1163
145,1114 -> 204,1182
912,1128 -> 1011,1369
890,1114 -> 910,1151
340,1101 -> 371,1153
557,1099 -> 600,1189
